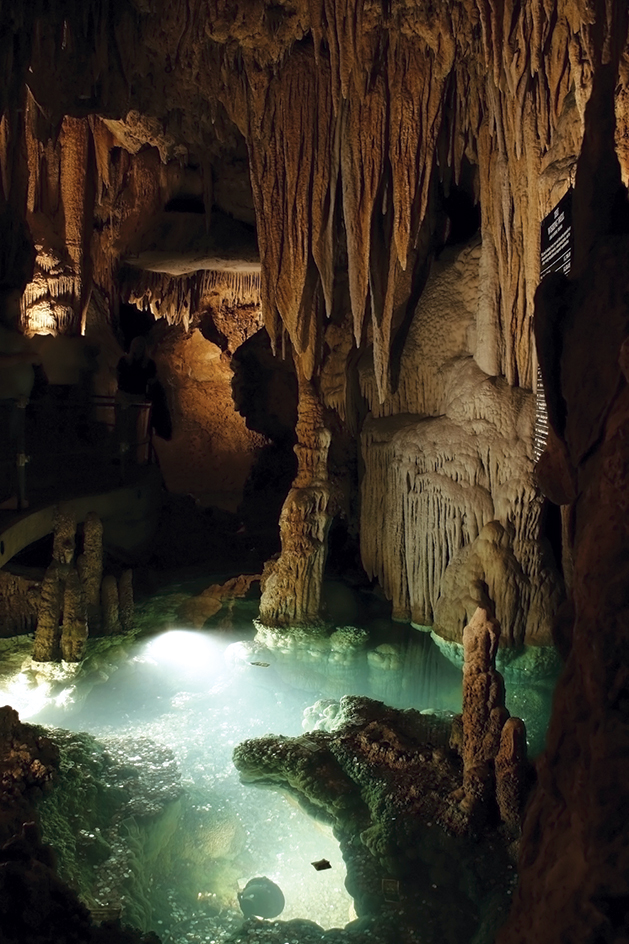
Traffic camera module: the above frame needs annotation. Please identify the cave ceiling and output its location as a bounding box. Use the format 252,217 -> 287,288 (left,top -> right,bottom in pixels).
2,0 -> 626,397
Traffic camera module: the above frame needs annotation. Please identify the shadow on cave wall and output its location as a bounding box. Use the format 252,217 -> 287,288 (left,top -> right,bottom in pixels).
231,327 -> 298,557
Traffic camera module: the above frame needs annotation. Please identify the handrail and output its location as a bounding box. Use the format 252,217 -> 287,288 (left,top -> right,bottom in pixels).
0,393 -> 155,509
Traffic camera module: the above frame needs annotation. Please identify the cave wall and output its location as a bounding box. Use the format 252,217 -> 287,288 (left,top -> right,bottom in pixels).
499,45 -> 629,943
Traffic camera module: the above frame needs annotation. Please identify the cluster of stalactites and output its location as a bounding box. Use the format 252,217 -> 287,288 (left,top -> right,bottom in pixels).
214,0 -> 625,396
1,0 -> 626,392
125,269 -> 262,329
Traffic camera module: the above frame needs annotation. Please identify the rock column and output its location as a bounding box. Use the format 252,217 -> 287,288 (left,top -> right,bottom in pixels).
259,369 -> 334,627
76,511 -> 103,632
33,509 -> 88,663
460,607 -> 509,822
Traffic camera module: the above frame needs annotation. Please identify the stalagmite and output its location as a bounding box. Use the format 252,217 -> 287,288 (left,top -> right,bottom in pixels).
51,509 -> 76,566
101,575 -> 122,636
495,717 -> 528,838
460,607 -> 509,822
77,512 -> 103,632
32,567 -> 63,663
33,508 -> 78,663
60,569 -> 88,663
259,370 -> 334,627
118,569 -> 134,633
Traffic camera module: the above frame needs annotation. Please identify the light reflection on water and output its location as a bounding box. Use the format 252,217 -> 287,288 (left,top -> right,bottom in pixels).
25,619 -> 464,938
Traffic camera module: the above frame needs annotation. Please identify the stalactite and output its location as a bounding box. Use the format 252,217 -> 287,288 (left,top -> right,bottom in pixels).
209,1 -> 609,397
125,268 -> 261,327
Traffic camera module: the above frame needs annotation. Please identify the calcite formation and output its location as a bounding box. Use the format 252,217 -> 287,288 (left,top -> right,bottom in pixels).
359,241 -> 562,648
33,510 -> 134,660
259,371 -> 336,626
0,572 -> 39,638
459,607 -> 510,821
176,572 -> 260,627
499,53 -> 629,944
33,509 -> 87,663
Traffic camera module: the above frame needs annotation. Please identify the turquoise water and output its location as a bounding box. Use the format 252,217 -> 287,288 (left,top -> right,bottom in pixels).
14,585 -> 555,943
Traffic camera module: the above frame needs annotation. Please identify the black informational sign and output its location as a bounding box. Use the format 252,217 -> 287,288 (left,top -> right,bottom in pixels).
534,189 -> 573,460
540,188 -> 573,278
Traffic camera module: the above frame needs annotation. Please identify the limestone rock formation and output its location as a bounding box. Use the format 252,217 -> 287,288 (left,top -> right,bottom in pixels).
33,510 -> 134,658
459,607 -> 509,822
234,679 -> 525,943
0,572 -> 39,638
60,569 -> 88,663
433,520 -> 562,650
118,569 -> 135,633
495,717 -> 528,839
32,565 -> 65,663
76,512 -> 103,629
101,575 -> 122,637
259,372 -> 335,627
33,510 -> 87,663
499,51 -> 629,944
176,573 -> 260,627
360,362 -> 544,623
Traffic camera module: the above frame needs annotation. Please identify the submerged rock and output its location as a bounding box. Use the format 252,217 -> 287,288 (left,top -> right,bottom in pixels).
237,876 -> 285,919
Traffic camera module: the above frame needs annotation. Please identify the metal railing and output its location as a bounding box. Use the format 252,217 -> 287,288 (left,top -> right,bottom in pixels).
0,392 -> 154,509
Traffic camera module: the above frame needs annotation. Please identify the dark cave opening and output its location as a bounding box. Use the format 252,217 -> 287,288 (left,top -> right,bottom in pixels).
539,497 -> 563,577
443,184 -> 480,247
117,302 -> 156,352
163,195 -> 206,214
231,328 -> 298,552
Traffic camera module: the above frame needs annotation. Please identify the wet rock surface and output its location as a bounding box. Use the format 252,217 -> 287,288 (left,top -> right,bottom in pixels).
34,728 -> 183,930
234,694 -> 518,944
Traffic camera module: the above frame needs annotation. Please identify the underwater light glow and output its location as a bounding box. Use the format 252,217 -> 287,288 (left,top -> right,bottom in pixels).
140,629 -> 222,675
0,673 -> 51,719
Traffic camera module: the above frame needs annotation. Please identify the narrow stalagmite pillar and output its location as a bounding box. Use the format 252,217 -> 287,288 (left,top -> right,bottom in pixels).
118,569 -> 134,632
32,566 -> 63,662
52,509 -> 77,566
101,575 -> 122,635
60,569 -> 88,662
461,607 -> 509,820
259,368 -> 334,627
495,716 -> 528,837
77,512 -> 103,631
33,507 -> 78,662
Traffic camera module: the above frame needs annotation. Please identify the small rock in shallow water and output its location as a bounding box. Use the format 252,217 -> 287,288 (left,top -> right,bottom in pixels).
237,876 -> 285,918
